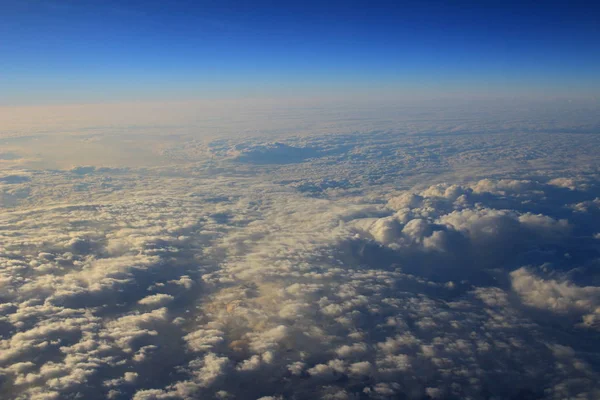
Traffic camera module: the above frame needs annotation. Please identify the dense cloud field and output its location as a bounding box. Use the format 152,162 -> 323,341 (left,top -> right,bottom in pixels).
2,100 -> 600,399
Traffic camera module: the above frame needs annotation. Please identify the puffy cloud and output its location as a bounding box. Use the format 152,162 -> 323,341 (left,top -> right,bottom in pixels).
511,267 -> 600,327
138,294 -> 175,307
3,105 -> 600,399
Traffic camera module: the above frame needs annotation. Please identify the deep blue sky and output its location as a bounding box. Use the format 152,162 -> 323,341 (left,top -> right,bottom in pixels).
1,0 -> 599,105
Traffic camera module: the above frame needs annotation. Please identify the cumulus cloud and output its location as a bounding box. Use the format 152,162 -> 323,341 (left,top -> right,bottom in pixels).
138,294 -> 175,307
511,267 -> 600,327
2,102 -> 600,399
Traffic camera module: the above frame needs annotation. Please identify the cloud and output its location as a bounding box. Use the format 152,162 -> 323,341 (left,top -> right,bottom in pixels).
224,142 -> 319,164
2,103 -> 600,399
138,294 -> 175,307
511,267 -> 600,327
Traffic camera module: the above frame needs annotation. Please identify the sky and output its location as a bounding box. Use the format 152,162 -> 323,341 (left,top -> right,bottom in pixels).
1,0 -> 600,105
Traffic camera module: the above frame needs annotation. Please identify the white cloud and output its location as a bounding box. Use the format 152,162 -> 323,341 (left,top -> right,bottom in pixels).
138,294 -> 175,307
2,102 -> 600,399
511,267 -> 600,327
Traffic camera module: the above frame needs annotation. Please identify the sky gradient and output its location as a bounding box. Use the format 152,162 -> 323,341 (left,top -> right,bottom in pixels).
1,0 -> 599,105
